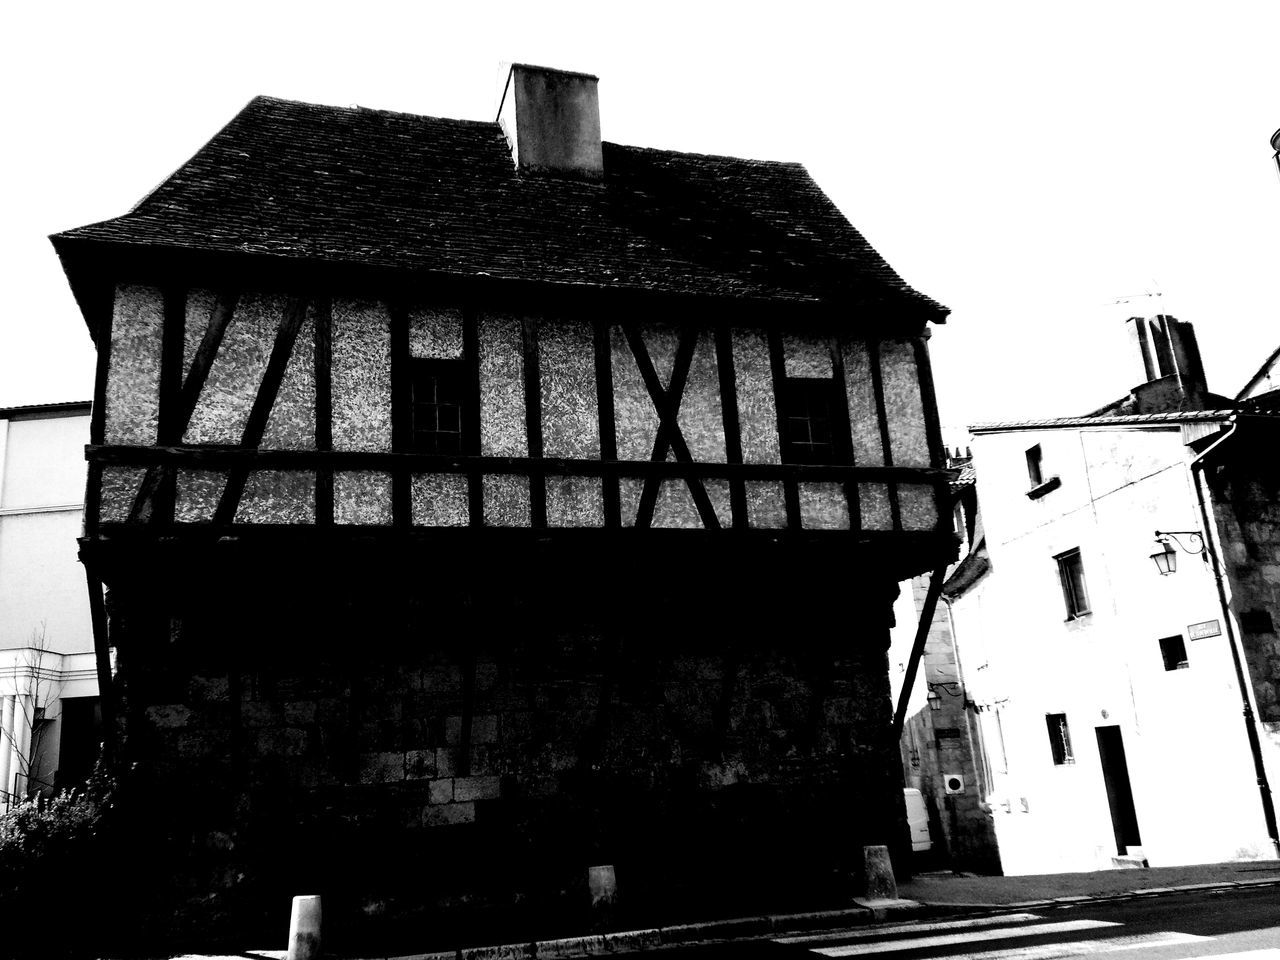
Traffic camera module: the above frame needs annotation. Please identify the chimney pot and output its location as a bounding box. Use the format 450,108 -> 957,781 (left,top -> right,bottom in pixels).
497,63 -> 603,180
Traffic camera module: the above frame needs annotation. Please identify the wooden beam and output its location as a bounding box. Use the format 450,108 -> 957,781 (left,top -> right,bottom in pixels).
828,336 -> 861,531
522,316 -> 546,528
89,287 -> 114,447
766,330 -> 801,530
463,308 -> 482,526
714,326 -> 747,530
314,297 -> 333,528
174,291 -> 239,436
390,302 -> 411,529
869,341 -> 901,531
893,565 -> 948,739
624,326 -> 720,531
593,319 -> 621,528
82,564 -> 115,765
215,296 -> 309,526
157,287 -> 187,445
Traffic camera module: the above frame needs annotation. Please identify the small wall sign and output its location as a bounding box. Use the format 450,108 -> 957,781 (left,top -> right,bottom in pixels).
1188,619 -> 1222,640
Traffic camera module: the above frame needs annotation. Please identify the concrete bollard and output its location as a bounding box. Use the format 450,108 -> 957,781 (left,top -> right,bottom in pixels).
588,864 -> 617,929
287,894 -> 322,960
862,845 -> 898,900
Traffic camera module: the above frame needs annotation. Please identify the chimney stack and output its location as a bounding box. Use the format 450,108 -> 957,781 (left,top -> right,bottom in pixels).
1125,315 -> 1206,394
497,63 -> 603,180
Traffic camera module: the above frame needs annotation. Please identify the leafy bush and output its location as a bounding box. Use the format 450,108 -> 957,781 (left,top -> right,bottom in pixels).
0,769 -> 117,958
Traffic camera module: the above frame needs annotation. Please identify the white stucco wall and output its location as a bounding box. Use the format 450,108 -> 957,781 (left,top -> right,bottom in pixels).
959,424 -> 1276,872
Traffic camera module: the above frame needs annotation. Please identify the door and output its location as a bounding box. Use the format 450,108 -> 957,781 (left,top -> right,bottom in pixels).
1095,725 -> 1141,855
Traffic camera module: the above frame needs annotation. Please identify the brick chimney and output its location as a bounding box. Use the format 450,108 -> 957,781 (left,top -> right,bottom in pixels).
497,63 -> 603,180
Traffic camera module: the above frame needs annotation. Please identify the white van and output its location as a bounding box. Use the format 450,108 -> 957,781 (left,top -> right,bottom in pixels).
903,788 -> 932,852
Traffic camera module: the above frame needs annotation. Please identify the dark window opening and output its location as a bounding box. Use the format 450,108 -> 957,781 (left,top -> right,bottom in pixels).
1159,635 -> 1189,671
1046,712 -> 1074,765
779,377 -> 845,464
411,359 -> 468,454
1056,548 -> 1091,619
1241,609 -> 1275,634
1026,444 -> 1044,486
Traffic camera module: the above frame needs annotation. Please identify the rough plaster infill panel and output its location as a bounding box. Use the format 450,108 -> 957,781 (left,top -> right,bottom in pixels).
409,305 -> 464,359
732,329 -> 780,465
843,340 -> 884,468
859,482 -> 893,531
484,474 -> 530,526
98,466 -> 146,523
411,473 -> 469,526
899,484 -> 940,531
746,480 -> 787,528
184,290 -> 284,445
174,469 -> 227,523
260,309 -> 317,450
881,340 -> 930,468
611,325 -> 659,462
236,471 -> 315,524
545,475 -> 604,527
335,471 -> 392,525
331,298 -> 392,452
681,332 -> 727,463
782,334 -> 833,379
540,319 -> 600,459
105,285 -> 164,445
799,482 -> 849,530
479,313 -> 528,457
651,479 -> 702,529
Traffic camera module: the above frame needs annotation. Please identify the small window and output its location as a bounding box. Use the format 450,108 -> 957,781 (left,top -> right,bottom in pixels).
1159,635 -> 1189,671
1026,444 -> 1044,486
1046,713 -> 1074,765
410,359 -> 468,454
779,377 -> 843,464
1056,548 -> 1091,619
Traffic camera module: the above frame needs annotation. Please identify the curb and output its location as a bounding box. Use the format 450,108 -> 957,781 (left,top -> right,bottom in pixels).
904,875 -> 1280,915
243,875 -> 1280,960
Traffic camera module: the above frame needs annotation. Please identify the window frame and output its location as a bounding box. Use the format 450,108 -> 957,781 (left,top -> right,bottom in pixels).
1045,712 -> 1075,765
408,357 -> 471,455
1055,547 -> 1092,619
1158,634 -> 1189,671
777,375 -> 849,465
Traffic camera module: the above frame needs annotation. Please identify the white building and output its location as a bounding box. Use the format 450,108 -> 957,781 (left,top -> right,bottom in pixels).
891,317 -> 1280,875
0,401 -> 99,806
963,408 -> 1277,872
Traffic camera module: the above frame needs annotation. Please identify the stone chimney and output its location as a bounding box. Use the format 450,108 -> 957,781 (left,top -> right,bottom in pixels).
497,63 -> 603,180
1123,315 -> 1213,412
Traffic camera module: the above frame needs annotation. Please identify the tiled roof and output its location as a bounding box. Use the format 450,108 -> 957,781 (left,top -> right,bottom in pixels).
52,96 -> 946,315
968,410 -> 1263,434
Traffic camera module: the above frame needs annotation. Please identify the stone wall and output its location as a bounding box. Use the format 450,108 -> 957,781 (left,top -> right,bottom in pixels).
1205,450 -> 1280,757
103,559 -> 906,948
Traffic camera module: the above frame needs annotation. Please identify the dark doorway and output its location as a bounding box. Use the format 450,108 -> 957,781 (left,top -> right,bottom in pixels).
1096,725 -> 1141,854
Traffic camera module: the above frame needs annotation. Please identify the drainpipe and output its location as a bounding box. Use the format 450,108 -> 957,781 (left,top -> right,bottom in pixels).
1189,418 -> 1280,855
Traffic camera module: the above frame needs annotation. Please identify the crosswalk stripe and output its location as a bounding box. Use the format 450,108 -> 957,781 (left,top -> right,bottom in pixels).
815,919 -> 1120,956
926,931 -> 1211,960
777,913 -> 1046,945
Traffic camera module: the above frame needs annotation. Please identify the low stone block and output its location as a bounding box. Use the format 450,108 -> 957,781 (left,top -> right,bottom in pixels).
454,775 -> 501,802
473,714 -> 499,743
423,801 -> 475,826
405,749 -> 436,780
284,701 -> 318,725
428,778 -> 454,804
359,751 -> 404,784
145,704 -> 193,729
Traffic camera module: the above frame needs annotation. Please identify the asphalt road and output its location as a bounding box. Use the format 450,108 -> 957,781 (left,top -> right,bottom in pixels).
651,886 -> 1278,960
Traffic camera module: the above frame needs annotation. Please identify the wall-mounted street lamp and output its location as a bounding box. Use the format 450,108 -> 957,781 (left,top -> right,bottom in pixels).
1151,530 -> 1209,575
926,689 -> 941,711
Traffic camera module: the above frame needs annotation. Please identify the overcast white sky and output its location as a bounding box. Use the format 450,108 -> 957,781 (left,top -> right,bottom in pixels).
4,1 -> 1277,445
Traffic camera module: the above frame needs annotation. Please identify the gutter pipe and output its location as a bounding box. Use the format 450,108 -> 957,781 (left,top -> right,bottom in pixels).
1189,417 -> 1279,855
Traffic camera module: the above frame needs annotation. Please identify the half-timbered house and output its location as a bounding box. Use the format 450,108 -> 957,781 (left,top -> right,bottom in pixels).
51,65 -> 955,942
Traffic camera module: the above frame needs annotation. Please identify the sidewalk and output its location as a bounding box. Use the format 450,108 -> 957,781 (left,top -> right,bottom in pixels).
899,858 -> 1280,907
188,859 -> 1280,960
